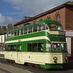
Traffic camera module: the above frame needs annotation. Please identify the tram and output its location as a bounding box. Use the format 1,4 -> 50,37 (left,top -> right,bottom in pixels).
0,19 -> 67,69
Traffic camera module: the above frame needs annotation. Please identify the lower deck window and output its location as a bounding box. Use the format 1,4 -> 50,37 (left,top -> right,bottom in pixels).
50,43 -> 67,52
5,45 -> 17,51
28,43 -> 45,52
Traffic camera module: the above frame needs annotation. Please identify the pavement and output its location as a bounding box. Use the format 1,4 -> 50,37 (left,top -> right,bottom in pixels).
0,59 -> 73,73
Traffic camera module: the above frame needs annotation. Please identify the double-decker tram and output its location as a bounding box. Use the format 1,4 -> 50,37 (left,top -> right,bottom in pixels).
0,19 -> 67,69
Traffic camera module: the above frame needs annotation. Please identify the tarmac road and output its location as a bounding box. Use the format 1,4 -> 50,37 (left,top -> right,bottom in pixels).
0,59 -> 73,73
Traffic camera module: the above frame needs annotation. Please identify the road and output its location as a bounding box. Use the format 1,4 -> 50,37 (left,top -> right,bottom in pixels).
0,59 -> 73,73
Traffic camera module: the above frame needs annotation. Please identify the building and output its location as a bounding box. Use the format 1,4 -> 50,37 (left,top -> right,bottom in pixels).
7,24 -> 14,31
14,1 -> 73,56
0,34 -> 5,51
0,26 -> 7,51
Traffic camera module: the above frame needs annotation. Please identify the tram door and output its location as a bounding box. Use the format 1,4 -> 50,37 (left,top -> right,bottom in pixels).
17,46 -> 22,63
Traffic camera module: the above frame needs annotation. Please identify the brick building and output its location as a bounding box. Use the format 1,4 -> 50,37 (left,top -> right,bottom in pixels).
14,1 -> 73,56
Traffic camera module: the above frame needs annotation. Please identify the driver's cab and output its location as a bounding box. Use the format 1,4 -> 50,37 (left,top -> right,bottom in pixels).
46,43 -> 67,52
48,24 -> 64,35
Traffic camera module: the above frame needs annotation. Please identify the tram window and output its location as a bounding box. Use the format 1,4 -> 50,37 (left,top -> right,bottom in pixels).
15,31 -> 17,36
5,45 -> 10,51
37,24 -> 48,31
14,31 -> 18,36
24,28 -> 27,34
17,30 -> 19,35
46,44 -> 51,51
28,43 -> 45,52
51,43 -> 67,52
11,45 -> 16,51
45,25 -> 48,30
27,28 -> 29,34
39,44 -> 45,52
37,25 -> 39,31
28,25 -> 32,33
19,30 -> 21,35
5,34 -> 7,40
51,43 -> 61,49
21,29 -> 23,35
49,25 -> 57,31
7,31 -> 14,37
41,25 -> 44,30
5,45 -> 16,51
37,25 -> 41,31
7,32 -> 11,37
30,28 -> 32,33
26,25 -> 29,34
61,43 -> 67,52
11,32 -> 14,36
14,31 -> 17,36
28,43 -> 37,52
33,25 -> 37,32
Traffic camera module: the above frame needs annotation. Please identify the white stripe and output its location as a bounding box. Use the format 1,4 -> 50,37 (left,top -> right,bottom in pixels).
5,30 -> 63,44
5,36 -> 49,43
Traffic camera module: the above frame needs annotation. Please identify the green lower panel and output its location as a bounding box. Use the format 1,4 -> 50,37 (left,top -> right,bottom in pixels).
39,64 -> 65,69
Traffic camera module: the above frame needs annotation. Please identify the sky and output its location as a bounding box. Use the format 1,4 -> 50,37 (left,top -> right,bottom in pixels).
0,0 -> 73,26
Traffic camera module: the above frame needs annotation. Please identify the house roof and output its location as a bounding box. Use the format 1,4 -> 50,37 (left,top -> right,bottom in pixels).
14,1 -> 73,26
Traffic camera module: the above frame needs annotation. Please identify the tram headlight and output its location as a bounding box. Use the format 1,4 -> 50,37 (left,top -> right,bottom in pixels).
58,26 -> 63,30
53,56 -> 57,64
58,27 -> 61,30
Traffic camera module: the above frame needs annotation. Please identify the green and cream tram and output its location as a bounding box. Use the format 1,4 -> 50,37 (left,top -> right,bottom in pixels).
0,19 -> 67,69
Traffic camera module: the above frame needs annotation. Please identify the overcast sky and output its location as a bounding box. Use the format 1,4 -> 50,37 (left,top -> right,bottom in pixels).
0,0 -> 73,25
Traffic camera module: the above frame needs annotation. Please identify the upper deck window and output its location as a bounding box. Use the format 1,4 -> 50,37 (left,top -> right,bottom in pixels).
21,29 -> 24,35
49,25 -> 57,31
7,32 -> 12,37
7,22 -> 49,37
24,25 -> 28,34
7,31 -> 14,37
28,25 -> 32,33
38,23 -> 48,31
41,25 -> 45,30
33,24 -> 37,32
